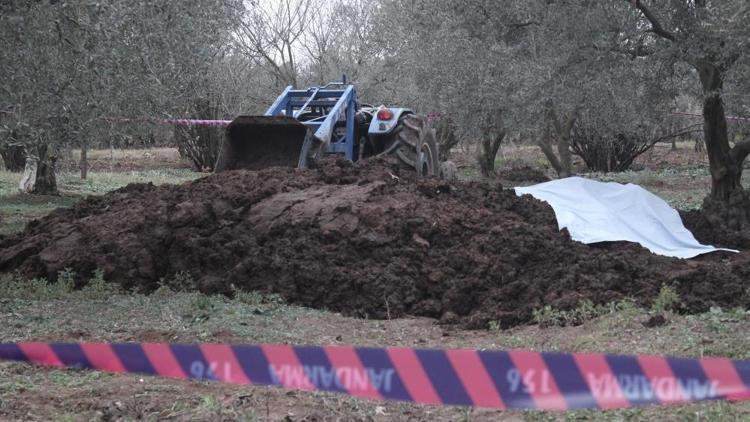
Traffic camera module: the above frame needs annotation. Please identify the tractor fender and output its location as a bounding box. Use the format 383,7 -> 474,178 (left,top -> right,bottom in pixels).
367,107 -> 412,136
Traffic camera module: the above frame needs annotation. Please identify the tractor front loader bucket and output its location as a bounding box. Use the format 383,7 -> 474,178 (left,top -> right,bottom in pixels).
214,115 -> 321,172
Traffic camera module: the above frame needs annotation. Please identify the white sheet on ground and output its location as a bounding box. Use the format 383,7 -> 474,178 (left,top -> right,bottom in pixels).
514,177 -> 738,259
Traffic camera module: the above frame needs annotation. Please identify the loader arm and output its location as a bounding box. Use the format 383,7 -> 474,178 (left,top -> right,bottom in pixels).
214,84 -> 357,172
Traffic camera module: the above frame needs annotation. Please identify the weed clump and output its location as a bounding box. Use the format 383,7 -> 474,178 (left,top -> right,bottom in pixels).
532,299 -> 639,328
0,269 -> 75,301
79,269 -> 120,300
651,284 -> 681,313
181,293 -> 216,324
533,300 -> 606,327
232,286 -> 284,307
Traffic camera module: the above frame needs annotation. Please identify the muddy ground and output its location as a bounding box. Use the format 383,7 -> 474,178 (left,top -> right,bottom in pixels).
1,157 -> 748,328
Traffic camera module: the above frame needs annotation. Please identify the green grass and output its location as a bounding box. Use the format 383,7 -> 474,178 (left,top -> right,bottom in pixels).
0,193 -> 78,235
494,155 -> 551,172
0,282 -> 747,420
2,146 -> 750,420
55,168 -> 198,194
0,168 -> 199,235
584,167 -> 715,210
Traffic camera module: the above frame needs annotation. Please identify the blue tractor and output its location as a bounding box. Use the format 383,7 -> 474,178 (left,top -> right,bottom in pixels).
214,80 -> 442,176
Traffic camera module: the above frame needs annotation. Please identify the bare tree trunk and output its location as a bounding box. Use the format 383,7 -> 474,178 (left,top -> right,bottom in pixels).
19,144 -> 58,195
34,144 -> 57,194
477,130 -> 505,178
538,126 -> 563,175
556,123 -> 574,178
475,110 -> 506,178
0,142 -> 25,172
435,118 -> 460,161
80,142 -> 88,180
697,59 -> 750,230
538,105 -> 576,178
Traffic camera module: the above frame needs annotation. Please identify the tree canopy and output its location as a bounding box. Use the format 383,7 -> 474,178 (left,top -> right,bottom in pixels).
2,0 -> 750,226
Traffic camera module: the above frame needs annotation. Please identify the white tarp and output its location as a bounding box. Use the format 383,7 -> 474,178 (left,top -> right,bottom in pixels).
514,177 -> 738,259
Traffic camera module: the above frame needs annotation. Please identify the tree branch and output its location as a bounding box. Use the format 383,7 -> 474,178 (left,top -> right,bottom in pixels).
730,140 -> 750,165
626,0 -> 676,42
650,124 -> 703,145
586,42 -> 655,60
510,21 -> 539,29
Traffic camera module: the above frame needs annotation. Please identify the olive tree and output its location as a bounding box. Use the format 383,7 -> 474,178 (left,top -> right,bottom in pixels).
0,0 -> 239,192
373,0 -> 678,178
613,0 -> 750,230
372,1 -> 528,177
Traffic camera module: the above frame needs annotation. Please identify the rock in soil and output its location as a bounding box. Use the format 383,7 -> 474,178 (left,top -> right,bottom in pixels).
1,157 -> 749,328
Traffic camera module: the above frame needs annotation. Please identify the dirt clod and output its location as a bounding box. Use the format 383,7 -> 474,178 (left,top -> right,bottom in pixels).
2,156 -> 749,328
643,314 -> 669,328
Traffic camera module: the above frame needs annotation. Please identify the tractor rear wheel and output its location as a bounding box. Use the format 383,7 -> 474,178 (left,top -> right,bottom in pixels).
392,114 -> 440,177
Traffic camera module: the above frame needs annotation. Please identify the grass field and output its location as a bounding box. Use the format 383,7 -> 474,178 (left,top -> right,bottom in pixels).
1,145 -> 749,421
0,167 -> 198,236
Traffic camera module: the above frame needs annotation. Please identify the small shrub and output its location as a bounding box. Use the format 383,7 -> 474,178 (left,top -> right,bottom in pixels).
79,269 -> 119,300
607,297 -> 639,315
232,287 -> 284,307
533,300 -> 613,328
159,271 -> 198,292
0,273 -> 28,299
533,305 -> 567,328
150,282 -> 175,299
174,98 -> 222,172
570,125 -> 656,173
651,284 -> 681,313
196,395 -> 222,414
181,293 -> 215,323
56,268 -> 76,290
0,272 -> 73,301
565,300 -> 601,325
702,306 -> 747,325
173,271 -> 196,287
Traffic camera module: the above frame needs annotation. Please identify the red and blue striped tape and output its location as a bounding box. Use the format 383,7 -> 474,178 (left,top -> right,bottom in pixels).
163,118 -> 232,126
104,117 -> 232,126
1,343 -> 748,410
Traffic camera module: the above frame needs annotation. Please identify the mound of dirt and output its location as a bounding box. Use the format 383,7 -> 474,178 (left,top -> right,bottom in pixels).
680,209 -> 750,250
2,157 -> 749,328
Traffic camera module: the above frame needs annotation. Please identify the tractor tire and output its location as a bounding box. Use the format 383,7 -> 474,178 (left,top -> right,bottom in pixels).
392,114 -> 441,177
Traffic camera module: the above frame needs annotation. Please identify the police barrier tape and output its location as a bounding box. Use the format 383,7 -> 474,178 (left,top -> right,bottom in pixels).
106,112 -> 750,128
162,118 -> 233,126
1,343 -> 749,411
104,117 -> 233,126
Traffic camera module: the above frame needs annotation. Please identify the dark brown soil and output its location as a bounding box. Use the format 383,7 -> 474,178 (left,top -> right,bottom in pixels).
680,208 -> 750,250
497,166 -> 550,183
2,157 -> 749,328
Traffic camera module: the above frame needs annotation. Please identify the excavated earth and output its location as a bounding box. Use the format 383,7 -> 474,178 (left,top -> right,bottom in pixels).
1,157 -> 749,328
